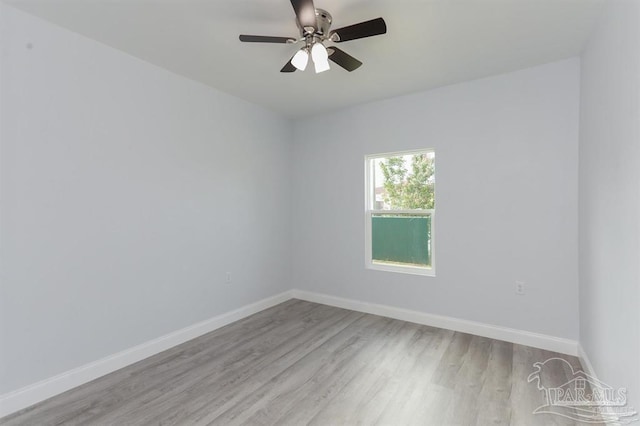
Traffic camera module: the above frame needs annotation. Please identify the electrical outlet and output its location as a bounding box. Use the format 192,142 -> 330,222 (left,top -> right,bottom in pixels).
515,281 -> 525,295
226,272 -> 231,284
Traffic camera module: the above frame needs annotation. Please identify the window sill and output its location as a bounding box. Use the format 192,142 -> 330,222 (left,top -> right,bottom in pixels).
366,262 -> 435,277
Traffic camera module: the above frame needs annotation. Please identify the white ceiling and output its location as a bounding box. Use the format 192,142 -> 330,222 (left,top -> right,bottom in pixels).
6,0 -> 604,118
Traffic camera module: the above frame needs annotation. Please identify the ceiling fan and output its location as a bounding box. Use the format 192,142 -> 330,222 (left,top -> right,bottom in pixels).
239,0 -> 387,73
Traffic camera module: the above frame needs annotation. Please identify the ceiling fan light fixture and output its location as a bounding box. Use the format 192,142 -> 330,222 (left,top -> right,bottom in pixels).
311,42 -> 330,73
239,2 -> 388,74
291,48 -> 309,71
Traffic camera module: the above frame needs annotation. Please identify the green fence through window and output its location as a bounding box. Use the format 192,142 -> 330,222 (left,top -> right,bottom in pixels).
372,215 -> 431,266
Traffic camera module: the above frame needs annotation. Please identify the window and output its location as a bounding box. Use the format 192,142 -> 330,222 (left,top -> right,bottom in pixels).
365,149 -> 435,276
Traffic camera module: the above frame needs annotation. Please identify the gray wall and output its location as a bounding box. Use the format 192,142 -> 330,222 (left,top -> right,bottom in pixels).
0,5 -> 292,393
579,0 -> 640,410
291,59 -> 580,339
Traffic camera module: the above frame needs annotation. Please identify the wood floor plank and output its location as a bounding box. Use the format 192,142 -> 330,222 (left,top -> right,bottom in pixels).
202,314 -> 394,425
0,300 -> 603,426
254,318 -> 416,425
474,339 -> 514,425
293,320 -> 435,425
150,309 -> 366,425
74,303 -> 359,425
375,329 -> 454,425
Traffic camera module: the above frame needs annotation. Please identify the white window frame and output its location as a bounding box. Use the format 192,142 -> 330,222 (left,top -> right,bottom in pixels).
365,149 -> 435,277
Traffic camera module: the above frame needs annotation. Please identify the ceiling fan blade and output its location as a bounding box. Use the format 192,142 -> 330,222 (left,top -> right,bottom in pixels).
290,0 -> 317,33
239,35 -> 296,43
327,47 -> 362,72
281,58 -> 297,73
330,17 -> 387,42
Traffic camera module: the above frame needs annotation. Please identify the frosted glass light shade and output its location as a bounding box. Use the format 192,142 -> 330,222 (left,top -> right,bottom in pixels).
291,49 -> 309,71
311,43 -> 330,73
314,59 -> 330,73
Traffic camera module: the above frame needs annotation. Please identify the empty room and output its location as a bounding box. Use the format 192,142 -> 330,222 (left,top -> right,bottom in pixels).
0,0 -> 638,424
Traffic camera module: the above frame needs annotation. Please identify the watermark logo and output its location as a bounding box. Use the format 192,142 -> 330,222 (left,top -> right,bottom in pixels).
527,358 -> 637,425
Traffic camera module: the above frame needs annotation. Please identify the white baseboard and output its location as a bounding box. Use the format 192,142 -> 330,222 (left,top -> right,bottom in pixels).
291,289 -> 578,356
0,290 -> 294,418
577,343 -> 597,380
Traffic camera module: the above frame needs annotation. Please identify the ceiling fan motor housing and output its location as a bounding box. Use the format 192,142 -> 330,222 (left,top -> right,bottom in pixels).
314,9 -> 332,37
297,8 -> 332,39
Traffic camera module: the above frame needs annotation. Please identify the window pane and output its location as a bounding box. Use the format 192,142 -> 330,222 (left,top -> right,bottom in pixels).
371,153 -> 435,210
372,213 -> 431,267
367,149 -> 435,273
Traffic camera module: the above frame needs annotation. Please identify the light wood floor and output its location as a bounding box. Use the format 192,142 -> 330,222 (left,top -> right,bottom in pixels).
1,299 -> 602,425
